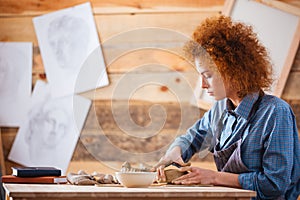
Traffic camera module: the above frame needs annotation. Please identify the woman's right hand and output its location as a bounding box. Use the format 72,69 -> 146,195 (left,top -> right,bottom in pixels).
152,146 -> 186,182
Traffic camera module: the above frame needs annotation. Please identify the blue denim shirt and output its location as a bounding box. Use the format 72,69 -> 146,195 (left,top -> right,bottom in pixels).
168,92 -> 300,199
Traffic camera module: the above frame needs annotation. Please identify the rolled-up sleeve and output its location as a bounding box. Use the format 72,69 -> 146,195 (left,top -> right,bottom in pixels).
167,109 -> 214,162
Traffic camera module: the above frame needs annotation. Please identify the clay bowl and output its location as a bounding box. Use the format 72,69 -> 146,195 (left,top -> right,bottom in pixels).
115,172 -> 157,188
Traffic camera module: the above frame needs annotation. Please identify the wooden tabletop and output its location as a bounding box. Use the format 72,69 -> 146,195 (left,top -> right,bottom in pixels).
3,183 -> 256,200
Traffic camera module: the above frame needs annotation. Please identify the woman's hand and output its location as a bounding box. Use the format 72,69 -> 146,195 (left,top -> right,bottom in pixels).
172,166 -> 241,188
172,166 -> 217,185
152,146 -> 185,182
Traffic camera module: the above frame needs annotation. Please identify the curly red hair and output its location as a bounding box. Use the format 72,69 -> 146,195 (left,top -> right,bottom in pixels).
184,15 -> 273,98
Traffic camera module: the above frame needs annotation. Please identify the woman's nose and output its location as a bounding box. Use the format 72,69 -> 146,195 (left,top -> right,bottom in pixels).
201,76 -> 209,89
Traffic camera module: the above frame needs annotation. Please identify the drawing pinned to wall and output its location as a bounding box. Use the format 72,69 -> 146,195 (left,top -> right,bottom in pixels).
0,42 -> 32,127
33,2 -> 109,98
8,81 -> 91,174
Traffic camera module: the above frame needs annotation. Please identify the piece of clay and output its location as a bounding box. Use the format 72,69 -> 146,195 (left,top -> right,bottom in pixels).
164,169 -> 187,183
120,161 -> 151,172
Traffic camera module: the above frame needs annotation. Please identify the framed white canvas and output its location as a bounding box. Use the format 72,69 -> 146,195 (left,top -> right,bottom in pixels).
194,0 -> 300,110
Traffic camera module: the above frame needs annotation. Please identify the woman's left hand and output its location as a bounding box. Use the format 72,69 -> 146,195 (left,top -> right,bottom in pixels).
172,166 -> 217,185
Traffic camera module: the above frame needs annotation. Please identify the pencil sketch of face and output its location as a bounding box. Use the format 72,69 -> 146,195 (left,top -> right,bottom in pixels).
0,57 -> 12,94
0,45 -> 26,97
26,100 -> 70,150
47,15 -> 90,71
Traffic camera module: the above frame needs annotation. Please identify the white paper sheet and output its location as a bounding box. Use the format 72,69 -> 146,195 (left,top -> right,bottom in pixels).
0,42 -> 32,127
8,81 -> 91,174
33,2 -> 108,97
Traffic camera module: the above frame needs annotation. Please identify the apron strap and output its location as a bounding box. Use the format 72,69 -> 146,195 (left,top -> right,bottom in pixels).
214,90 -> 265,150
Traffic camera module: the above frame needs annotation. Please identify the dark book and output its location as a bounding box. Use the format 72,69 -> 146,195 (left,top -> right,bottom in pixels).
1,175 -> 67,184
11,167 -> 62,177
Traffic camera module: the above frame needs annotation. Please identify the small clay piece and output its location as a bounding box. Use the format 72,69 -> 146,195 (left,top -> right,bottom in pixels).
67,170 -> 119,185
67,172 -> 97,185
120,161 -> 152,172
164,169 -> 187,183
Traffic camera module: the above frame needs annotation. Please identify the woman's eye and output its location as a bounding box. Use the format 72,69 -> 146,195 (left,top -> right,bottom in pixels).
203,74 -> 212,79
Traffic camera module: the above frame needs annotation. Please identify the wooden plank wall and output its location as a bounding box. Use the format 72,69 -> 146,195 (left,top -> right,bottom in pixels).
0,0 -> 300,175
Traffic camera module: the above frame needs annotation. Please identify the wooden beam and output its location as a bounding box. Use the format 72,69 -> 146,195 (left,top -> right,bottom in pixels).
0,0 -> 225,16
274,19 -> 300,96
255,0 -> 300,16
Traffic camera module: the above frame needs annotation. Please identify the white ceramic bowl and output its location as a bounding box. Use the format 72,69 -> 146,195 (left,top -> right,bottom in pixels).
115,172 -> 157,188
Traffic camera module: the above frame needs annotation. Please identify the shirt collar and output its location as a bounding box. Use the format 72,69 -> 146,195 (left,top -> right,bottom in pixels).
225,92 -> 260,120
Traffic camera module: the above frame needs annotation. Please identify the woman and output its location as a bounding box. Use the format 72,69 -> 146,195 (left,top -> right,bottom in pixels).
154,15 -> 300,199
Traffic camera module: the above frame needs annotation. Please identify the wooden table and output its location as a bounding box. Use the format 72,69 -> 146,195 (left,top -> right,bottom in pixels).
3,183 -> 256,200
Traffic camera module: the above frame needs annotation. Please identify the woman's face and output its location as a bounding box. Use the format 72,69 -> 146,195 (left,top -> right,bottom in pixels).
29,106 -> 69,148
195,58 -> 227,101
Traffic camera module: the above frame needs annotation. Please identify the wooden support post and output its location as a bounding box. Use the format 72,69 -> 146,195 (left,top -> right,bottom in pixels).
0,128 -> 6,175
255,0 -> 300,17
